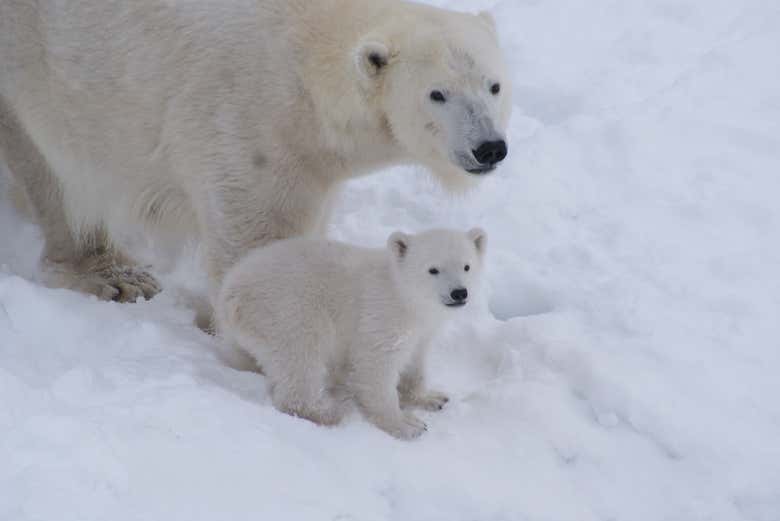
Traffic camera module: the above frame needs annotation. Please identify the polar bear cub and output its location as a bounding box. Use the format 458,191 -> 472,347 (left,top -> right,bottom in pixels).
216,228 -> 487,439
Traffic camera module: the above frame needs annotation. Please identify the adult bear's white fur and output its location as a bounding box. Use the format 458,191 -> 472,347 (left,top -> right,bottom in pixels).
216,228 -> 487,439
0,0 -> 510,302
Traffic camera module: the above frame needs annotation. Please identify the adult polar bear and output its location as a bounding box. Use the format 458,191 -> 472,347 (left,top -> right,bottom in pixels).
0,0 -> 511,302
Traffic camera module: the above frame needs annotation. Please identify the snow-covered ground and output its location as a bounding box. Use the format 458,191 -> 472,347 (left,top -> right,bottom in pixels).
2,1 -> 780,519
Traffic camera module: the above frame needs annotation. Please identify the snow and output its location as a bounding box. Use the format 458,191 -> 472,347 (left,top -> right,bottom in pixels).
2,0 -> 780,519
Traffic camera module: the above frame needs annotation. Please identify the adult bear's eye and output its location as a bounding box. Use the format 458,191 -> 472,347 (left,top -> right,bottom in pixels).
464,264 -> 470,272
428,267 -> 440,275
430,90 -> 446,103
490,83 -> 501,95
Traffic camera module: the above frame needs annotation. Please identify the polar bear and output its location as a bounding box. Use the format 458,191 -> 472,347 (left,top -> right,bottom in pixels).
0,0 -> 510,304
216,228 -> 487,439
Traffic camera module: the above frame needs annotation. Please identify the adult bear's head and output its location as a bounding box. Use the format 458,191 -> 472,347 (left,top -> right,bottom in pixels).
355,6 -> 512,190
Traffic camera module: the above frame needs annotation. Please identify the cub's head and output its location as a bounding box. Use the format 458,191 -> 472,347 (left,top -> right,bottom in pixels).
387,228 -> 487,318
356,9 -> 511,190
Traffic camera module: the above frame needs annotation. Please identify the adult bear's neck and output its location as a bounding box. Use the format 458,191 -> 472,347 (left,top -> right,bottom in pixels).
286,0 -> 409,174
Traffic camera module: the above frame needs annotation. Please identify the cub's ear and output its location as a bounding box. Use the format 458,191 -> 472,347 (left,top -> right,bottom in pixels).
477,11 -> 497,33
467,227 -> 487,255
355,40 -> 391,80
388,231 -> 410,259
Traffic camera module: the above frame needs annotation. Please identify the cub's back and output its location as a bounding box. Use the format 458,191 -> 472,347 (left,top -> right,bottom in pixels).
232,238 -> 380,287
219,238 -> 385,332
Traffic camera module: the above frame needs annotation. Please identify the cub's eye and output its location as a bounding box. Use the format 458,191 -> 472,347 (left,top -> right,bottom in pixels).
464,264 -> 470,272
430,90 -> 446,103
490,83 -> 501,95
428,267 -> 440,275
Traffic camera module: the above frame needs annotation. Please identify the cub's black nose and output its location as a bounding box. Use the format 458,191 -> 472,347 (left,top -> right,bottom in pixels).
473,140 -> 508,165
450,288 -> 468,302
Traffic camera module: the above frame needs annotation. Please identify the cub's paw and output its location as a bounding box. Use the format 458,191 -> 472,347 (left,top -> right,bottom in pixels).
307,398 -> 350,427
416,390 -> 450,411
381,411 -> 427,440
402,390 -> 449,411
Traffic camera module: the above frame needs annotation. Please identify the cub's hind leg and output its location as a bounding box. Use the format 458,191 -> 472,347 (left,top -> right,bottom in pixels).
261,318 -> 348,426
0,98 -> 160,302
266,367 -> 347,427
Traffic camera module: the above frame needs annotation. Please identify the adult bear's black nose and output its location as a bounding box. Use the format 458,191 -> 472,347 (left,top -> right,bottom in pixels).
450,288 -> 468,302
473,140 -> 508,166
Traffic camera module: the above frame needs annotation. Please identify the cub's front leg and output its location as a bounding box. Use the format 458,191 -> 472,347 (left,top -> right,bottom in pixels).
351,341 -> 427,440
397,339 -> 450,412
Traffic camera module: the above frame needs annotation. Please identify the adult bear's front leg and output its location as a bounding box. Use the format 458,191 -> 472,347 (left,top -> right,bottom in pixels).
197,164 -> 339,296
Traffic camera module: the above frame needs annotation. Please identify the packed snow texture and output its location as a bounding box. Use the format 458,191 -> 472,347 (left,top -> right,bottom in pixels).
2,1 -> 780,520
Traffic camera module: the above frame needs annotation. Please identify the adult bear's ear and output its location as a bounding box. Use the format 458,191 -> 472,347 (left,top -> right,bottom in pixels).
355,40 -> 391,80
477,11 -> 497,34
468,228 -> 487,255
388,231 -> 410,260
